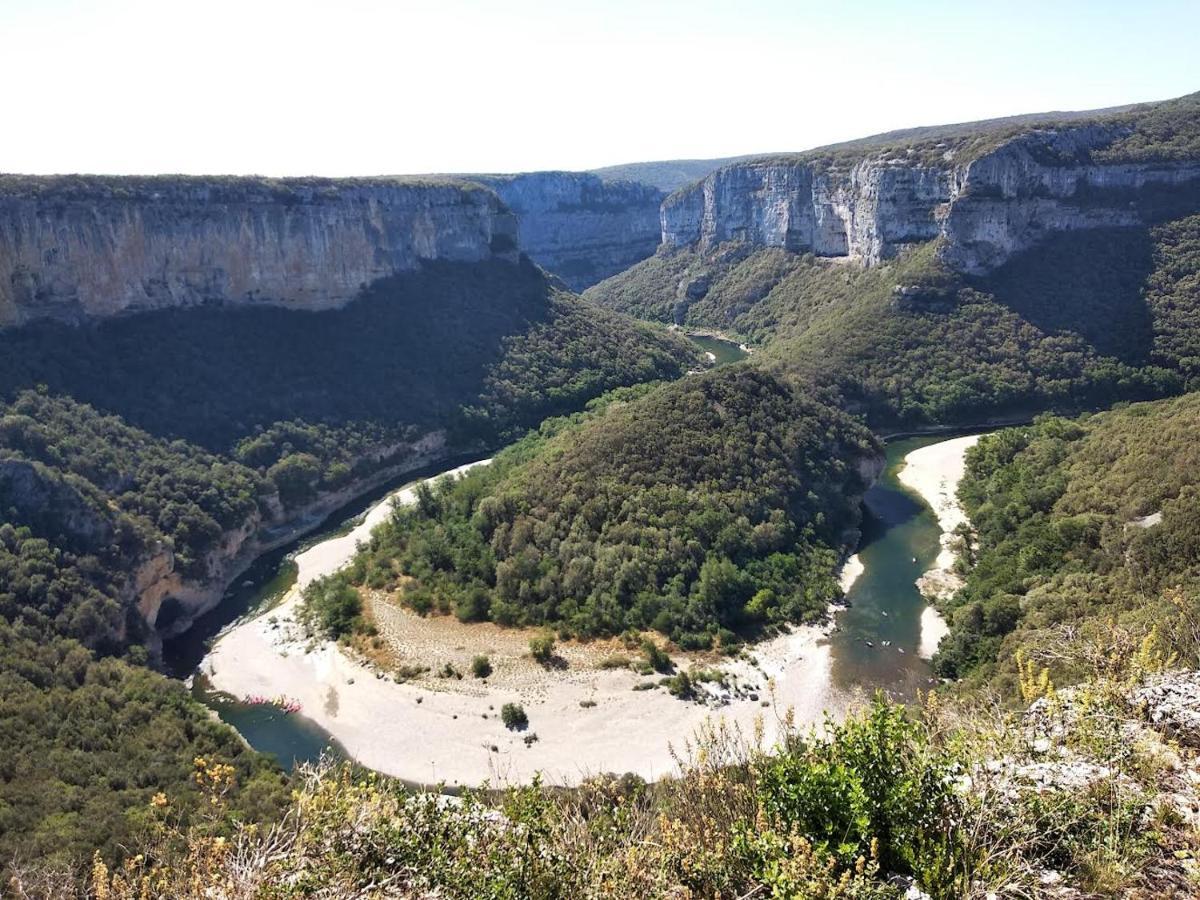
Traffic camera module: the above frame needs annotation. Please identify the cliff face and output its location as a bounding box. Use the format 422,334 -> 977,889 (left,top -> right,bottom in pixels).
0,176 -> 519,328
136,430 -> 451,640
941,126 -> 1200,272
475,172 -> 663,290
661,126 -> 1200,273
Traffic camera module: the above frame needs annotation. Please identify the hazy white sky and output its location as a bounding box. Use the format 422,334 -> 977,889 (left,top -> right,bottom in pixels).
4,0 -> 1199,176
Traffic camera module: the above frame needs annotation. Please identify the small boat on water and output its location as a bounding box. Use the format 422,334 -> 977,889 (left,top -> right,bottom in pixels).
865,641 -> 874,648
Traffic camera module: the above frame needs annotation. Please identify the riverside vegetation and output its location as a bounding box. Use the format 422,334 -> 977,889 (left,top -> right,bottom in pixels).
304,369 -> 879,651
934,393 -> 1200,688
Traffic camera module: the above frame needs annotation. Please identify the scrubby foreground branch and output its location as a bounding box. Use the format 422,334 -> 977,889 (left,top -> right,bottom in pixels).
15,631 -> 1200,899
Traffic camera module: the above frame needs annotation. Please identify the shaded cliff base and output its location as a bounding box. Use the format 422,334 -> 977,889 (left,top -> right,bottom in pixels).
0,258 -> 695,451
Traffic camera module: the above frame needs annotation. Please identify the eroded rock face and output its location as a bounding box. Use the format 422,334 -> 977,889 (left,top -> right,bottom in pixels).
661,126 -> 1200,273
662,160 -> 949,266
475,172 -> 663,290
0,176 -> 519,328
136,430 -> 451,641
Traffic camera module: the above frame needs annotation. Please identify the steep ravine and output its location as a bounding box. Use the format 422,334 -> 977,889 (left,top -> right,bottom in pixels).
473,172 -> 664,290
139,431 -> 466,650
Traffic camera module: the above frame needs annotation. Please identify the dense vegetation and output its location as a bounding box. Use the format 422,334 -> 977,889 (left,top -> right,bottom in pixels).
312,369 -> 879,649
0,394 -> 289,873
588,237 -> 1188,429
935,394 -> 1200,686
0,260 -> 698,881
0,391 -> 268,642
0,259 -> 693,456
0,621 -> 286,872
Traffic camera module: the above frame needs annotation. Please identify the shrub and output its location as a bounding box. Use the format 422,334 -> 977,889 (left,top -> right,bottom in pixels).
301,574 -> 365,639
666,671 -> 694,699
529,632 -> 556,665
757,697 -> 964,896
471,655 -> 493,678
642,639 -> 673,674
500,703 -> 529,731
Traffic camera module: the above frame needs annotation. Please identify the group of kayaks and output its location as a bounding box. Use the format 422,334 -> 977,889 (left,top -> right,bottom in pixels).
243,694 -> 302,714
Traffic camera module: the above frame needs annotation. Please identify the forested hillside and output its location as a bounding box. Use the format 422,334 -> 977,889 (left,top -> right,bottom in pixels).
934,394 -> 1200,687
0,394 -> 288,869
588,218 -> 1199,427
0,260 -> 698,879
308,368 -> 879,650
0,259 -> 693,453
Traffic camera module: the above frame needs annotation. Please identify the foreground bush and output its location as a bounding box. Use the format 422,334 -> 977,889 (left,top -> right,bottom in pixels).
35,649 -> 1200,899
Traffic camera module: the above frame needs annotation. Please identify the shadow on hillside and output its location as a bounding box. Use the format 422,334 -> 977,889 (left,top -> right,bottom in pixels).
978,227 -> 1156,365
0,258 -> 552,450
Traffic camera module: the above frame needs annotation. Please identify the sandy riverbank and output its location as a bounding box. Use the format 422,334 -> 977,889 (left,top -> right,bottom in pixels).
205,464 -> 859,788
896,434 -> 981,659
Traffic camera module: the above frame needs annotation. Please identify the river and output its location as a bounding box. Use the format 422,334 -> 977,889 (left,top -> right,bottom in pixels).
165,429 -> 966,774
828,435 -> 955,699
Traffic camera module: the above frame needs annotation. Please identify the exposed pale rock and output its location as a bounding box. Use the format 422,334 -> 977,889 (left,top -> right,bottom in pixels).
0,176 -> 518,328
661,126 -> 1200,274
1132,671 -> 1200,747
474,172 -> 663,290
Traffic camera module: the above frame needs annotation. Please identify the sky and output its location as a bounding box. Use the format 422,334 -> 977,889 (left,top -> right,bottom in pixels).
3,0 -> 1199,177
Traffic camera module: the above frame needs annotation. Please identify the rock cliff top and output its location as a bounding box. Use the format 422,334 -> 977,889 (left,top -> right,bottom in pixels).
0,174 -> 519,327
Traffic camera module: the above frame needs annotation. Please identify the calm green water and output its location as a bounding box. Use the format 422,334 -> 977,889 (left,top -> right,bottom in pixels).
827,435 -> 951,702
169,434 -> 959,773
687,333 -> 749,365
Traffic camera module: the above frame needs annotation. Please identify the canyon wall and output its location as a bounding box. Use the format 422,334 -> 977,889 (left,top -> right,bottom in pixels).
136,430 -> 452,641
661,125 -> 1200,273
0,176 -> 519,328
475,172 -> 663,290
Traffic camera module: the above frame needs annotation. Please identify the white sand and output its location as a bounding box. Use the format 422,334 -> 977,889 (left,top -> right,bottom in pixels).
896,434 -> 981,659
205,462 -> 854,788
838,554 -> 864,594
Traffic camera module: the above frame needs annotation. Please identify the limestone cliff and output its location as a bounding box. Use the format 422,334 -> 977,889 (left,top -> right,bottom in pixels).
474,172 -> 663,290
0,175 -> 519,328
135,430 -> 452,640
661,124 -> 1200,274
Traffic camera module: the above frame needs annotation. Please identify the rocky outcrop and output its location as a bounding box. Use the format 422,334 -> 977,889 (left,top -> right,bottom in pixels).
941,126 -> 1200,272
474,172 -> 663,290
0,176 -> 519,328
135,429 -> 452,641
661,125 -> 1200,273
0,458 -> 114,549
662,160 -> 949,266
